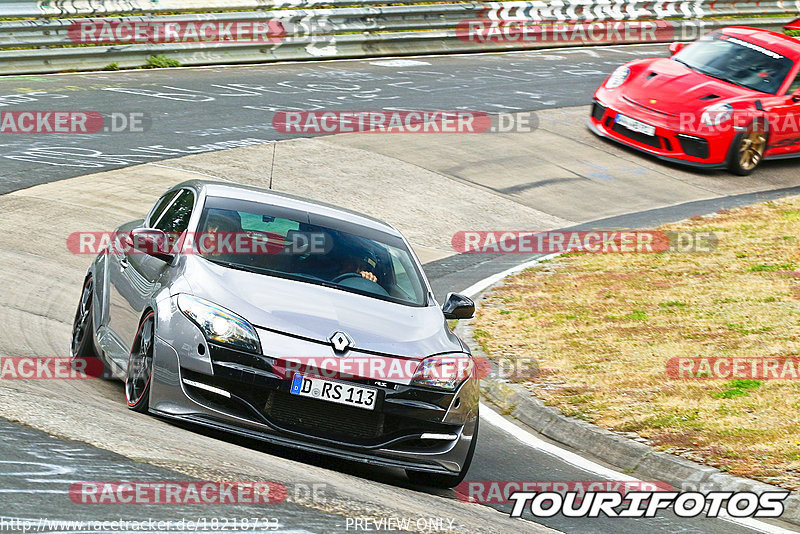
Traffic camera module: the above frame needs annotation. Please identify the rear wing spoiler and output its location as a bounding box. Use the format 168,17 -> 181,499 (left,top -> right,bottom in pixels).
786,18 -> 800,33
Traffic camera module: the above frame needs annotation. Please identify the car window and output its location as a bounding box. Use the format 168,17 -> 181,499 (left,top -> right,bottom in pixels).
154,190 -> 195,234
147,191 -> 178,227
389,248 -> 418,301
675,32 -> 795,94
197,196 -> 428,307
240,213 -> 300,237
789,73 -> 800,95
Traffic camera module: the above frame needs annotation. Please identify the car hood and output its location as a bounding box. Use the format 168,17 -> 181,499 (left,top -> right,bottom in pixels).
179,256 -> 461,360
620,58 -> 753,114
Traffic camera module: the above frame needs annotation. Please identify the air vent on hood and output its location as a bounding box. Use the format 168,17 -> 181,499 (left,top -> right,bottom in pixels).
646,72 -> 658,80
700,94 -> 721,101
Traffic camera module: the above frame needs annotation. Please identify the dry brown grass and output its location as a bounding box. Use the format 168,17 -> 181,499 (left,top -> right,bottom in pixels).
474,195 -> 800,489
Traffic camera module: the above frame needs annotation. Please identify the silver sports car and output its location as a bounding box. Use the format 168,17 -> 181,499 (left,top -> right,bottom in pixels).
70,180 -> 479,487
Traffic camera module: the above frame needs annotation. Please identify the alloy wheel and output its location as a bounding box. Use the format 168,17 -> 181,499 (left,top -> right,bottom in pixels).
70,278 -> 94,358
126,314 -> 154,408
738,130 -> 767,171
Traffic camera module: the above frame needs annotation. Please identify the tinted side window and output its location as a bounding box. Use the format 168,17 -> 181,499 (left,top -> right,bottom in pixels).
147,192 -> 178,227
154,190 -> 195,233
789,73 -> 800,95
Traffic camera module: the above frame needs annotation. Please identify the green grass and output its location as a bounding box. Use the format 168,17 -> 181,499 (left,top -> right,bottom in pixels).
625,309 -> 648,321
712,379 -> 763,399
748,263 -> 796,272
659,301 -> 687,309
145,55 -> 181,69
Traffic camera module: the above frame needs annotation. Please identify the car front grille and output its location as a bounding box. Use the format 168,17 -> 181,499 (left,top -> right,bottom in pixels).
677,134 -> 710,159
591,101 -> 607,122
264,391 -> 385,441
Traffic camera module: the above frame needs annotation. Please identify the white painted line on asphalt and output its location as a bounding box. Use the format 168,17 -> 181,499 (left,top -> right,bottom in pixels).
461,253 -> 561,300
479,402 -> 636,481
369,59 -> 431,67
0,489 -> 68,493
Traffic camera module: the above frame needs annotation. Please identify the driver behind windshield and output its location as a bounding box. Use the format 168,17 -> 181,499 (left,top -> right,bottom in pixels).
337,251 -> 380,284
202,210 -> 241,259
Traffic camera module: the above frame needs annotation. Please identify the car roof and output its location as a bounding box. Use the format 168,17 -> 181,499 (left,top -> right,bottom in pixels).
721,26 -> 800,59
173,179 -> 400,236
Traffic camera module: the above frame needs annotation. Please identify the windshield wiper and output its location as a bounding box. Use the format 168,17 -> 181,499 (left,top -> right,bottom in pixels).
673,58 -> 731,83
204,257 -> 338,287
205,258 -> 272,276
673,57 -> 692,69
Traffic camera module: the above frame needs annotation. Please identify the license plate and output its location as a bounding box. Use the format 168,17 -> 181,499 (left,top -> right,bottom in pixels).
290,373 -> 377,411
616,113 -> 656,136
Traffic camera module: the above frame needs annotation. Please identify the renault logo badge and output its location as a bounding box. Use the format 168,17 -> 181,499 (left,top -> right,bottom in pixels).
329,331 -> 353,353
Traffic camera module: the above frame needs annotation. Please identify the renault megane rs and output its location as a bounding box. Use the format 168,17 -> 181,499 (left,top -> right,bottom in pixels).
70,180 -> 479,487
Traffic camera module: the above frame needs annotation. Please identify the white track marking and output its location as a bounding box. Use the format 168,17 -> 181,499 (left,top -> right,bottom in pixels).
461,253 -> 561,299
369,59 -> 431,67
479,403 -> 637,481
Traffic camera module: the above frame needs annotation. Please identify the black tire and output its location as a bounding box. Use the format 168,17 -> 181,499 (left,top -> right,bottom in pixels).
727,124 -> 767,176
70,277 -> 97,359
406,418 -> 479,488
125,312 -> 155,413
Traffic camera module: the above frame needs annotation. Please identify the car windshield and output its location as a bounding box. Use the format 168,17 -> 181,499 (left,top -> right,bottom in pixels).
674,32 -> 794,94
196,196 -> 428,307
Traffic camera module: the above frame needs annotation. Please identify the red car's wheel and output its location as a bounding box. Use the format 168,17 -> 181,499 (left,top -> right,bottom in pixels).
728,125 -> 767,176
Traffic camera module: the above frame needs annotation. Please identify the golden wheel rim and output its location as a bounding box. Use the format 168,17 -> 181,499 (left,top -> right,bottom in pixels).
738,130 -> 766,171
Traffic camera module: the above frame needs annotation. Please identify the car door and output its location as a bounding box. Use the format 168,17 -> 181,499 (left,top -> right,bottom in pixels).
766,72 -> 800,156
109,189 -> 195,352
107,190 -> 177,356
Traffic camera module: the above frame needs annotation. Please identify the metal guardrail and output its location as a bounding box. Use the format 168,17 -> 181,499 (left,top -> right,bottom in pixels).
0,0 -> 797,74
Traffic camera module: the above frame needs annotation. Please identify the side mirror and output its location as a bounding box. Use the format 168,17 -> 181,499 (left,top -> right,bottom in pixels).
792,91 -> 800,103
127,228 -> 174,263
668,42 -> 685,56
442,293 -> 475,320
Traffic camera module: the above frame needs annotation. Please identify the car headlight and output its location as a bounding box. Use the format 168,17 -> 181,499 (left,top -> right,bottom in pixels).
700,103 -> 734,126
411,354 -> 474,391
177,294 -> 261,354
605,66 -> 630,89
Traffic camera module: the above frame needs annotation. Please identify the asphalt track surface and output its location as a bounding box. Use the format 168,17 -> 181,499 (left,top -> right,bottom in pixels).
2,44 -> 800,534
0,45 -> 667,192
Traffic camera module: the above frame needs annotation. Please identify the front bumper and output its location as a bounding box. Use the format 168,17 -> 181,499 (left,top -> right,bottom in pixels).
148,308 -> 479,475
588,92 -> 735,169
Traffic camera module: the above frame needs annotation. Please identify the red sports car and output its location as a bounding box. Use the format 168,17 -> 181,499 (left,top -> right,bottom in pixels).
589,25 -> 800,175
